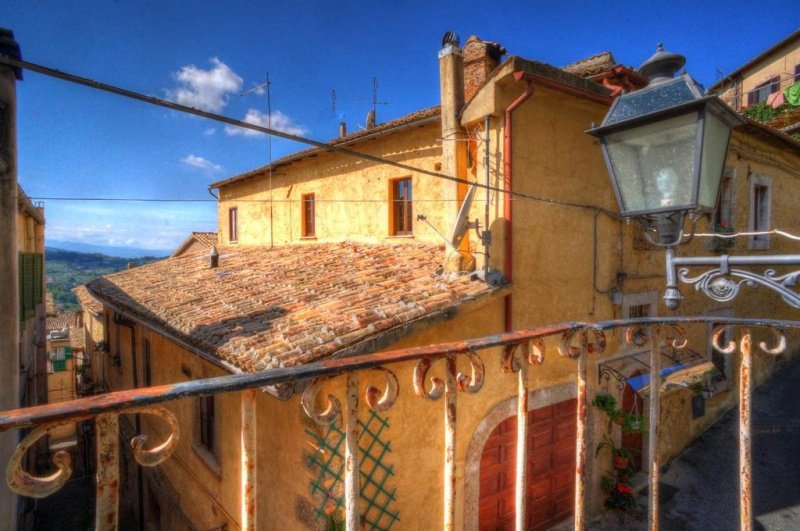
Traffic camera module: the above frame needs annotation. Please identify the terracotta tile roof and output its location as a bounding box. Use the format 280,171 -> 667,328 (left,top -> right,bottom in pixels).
209,106 -> 441,189
46,311 -> 80,333
563,52 -> 617,78
171,231 -> 218,258
86,242 -> 496,372
73,285 -> 103,316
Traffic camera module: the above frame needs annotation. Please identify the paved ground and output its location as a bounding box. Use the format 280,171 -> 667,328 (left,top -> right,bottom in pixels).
570,352 -> 800,531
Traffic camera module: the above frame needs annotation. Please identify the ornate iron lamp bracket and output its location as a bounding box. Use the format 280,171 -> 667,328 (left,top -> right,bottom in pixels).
664,248 -> 800,309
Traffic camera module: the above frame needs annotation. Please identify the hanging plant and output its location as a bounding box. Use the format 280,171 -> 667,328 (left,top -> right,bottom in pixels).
591,392 -> 646,434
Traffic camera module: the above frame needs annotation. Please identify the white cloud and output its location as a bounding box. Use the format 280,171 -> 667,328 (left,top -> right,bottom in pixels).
224,109 -> 307,137
167,58 -> 243,113
203,127 -> 216,136
181,154 -> 222,173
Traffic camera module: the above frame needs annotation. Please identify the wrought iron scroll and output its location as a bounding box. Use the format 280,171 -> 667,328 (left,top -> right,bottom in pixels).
6,420 -> 75,498
301,368 -> 399,425
679,267 -> 800,309
413,351 -> 485,400
126,406 -> 180,467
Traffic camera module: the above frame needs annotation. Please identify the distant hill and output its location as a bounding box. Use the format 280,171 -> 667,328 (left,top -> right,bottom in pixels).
46,247 -> 164,312
47,239 -> 172,259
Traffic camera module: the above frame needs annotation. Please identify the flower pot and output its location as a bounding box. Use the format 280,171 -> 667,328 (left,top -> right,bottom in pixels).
613,455 -> 629,470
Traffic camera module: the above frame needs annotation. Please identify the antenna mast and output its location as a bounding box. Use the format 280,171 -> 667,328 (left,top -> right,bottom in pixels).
242,73 -> 274,247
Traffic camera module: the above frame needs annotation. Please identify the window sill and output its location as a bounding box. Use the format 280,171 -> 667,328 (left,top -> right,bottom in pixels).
192,443 -> 221,479
300,236 -> 317,240
386,234 -> 415,239
229,240 -> 238,245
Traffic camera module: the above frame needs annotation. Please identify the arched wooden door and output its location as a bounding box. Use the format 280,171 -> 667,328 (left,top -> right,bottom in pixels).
478,399 -> 577,530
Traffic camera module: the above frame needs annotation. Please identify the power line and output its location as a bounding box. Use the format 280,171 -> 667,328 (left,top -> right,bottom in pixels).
30,196 -> 603,204
0,55 -> 621,220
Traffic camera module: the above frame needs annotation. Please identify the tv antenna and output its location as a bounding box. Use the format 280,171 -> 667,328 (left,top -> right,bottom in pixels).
330,76 -> 390,121
241,72 -> 275,247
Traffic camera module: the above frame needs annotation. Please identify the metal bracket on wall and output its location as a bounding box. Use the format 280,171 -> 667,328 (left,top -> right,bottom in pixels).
664,248 -> 800,310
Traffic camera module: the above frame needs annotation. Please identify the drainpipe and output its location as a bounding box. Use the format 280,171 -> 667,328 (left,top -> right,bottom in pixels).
503,72 -> 535,332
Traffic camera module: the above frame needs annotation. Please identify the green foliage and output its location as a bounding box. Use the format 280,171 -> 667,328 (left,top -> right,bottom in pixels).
591,393 -> 647,434
743,102 -> 782,122
45,247 -> 162,312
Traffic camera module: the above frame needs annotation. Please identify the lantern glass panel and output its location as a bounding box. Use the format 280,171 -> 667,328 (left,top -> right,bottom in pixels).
605,112 -> 698,214
698,111 -> 732,210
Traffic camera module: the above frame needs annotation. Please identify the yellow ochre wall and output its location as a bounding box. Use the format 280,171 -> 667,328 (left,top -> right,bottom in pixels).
218,121 -> 449,248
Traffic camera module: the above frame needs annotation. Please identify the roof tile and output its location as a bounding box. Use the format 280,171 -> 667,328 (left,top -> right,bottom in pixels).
87,241 -> 496,372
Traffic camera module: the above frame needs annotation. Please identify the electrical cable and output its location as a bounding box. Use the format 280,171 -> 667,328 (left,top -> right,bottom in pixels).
0,55 -> 622,221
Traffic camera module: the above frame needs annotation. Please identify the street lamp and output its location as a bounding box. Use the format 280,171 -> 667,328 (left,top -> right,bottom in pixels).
589,45 -> 800,310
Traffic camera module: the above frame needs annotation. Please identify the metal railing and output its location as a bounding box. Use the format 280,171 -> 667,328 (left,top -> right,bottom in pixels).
1,316 -> 797,531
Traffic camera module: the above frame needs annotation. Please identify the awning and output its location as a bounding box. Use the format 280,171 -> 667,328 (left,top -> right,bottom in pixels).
598,347 -> 712,398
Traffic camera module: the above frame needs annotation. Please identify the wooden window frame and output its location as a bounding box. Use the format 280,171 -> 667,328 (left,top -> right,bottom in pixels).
389,177 -> 413,236
143,338 -> 152,387
228,207 -> 238,243
748,174 -> 771,250
198,395 -> 216,454
748,76 -> 780,106
301,193 -> 316,238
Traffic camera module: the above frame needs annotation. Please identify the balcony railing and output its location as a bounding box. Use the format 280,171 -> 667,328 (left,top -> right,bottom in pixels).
1,316 -> 797,531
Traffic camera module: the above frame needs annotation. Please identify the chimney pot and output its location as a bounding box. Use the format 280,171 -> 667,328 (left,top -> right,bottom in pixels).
210,244 -> 219,268
463,36 -> 506,102
339,121 -> 347,137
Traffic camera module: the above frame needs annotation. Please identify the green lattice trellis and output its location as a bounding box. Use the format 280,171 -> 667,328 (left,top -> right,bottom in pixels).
306,410 -> 400,530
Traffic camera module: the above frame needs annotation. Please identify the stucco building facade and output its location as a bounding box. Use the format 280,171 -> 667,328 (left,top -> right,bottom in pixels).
76,35 -> 800,530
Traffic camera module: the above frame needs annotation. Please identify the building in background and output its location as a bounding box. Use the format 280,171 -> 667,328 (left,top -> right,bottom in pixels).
170,231 -> 218,258
711,29 -> 800,135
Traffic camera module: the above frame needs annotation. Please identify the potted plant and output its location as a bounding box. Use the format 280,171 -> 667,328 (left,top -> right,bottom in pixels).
596,436 -> 638,510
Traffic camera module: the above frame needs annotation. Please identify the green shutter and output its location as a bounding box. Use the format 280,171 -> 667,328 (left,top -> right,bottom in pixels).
52,359 -> 67,372
65,346 -> 72,360
18,253 -> 24,323
33,253 -> 43,304
23,253 -> 34,319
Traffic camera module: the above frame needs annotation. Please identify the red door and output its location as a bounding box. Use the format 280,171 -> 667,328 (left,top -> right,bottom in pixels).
478,399 -> 577,531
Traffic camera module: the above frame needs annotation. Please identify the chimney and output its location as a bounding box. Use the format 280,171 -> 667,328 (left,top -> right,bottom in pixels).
463,36 -> 506,102
339,121 -> 347,137
439,32 -> 468,273
209,244 -> 219,268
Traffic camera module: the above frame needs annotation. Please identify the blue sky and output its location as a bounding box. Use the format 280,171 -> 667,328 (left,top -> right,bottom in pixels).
2,1 -> 798,254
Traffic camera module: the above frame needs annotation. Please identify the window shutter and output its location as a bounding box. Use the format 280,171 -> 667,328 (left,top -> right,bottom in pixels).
18,253 -> 24,322
33,253 -> 43,304
21,253 -> 34,319
65,346 -> 73,359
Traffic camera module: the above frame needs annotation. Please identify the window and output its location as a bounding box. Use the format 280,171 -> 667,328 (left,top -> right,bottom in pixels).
301,193 -> 315,238
198,395 -> 215,454
714,169 -> 735,231
390,177 -> 413,235
143,338 -> 152,387
622,292 -> 657,320
621,292 -> 658,350
747,76 -> 780,106
748,175 -> 771,250
228,207 -> 238,243
795,64 -> 800,83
